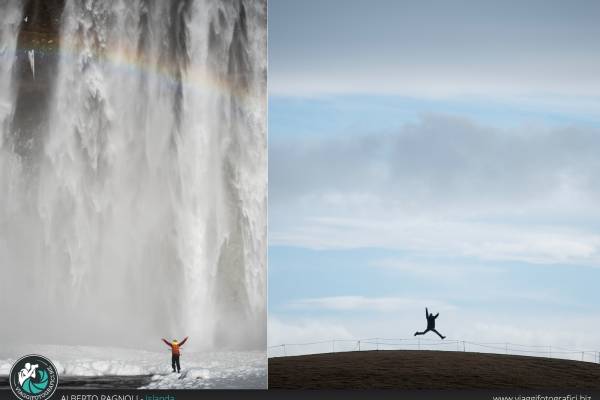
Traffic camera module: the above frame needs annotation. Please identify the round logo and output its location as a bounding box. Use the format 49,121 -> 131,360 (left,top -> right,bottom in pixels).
9,355 -> 58,400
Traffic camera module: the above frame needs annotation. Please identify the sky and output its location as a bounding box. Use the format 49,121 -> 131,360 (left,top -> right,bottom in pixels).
268,0 -> 600,358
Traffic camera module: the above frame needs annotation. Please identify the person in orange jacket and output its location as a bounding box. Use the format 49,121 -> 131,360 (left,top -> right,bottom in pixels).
161,336 -> 189,372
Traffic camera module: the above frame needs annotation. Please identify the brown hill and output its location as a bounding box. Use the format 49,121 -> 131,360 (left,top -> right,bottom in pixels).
269,350 -> 600,389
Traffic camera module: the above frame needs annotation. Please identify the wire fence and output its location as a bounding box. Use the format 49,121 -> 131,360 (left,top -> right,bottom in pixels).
268,337 -> 600,364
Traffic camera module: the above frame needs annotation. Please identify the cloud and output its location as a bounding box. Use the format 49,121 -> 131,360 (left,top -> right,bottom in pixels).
270,74 -> 600,100
269,1 -> 600,98
370,258 -> 504,281
287,296 -> 455,313
271,114 -> 600,206
272,217 -> 600,264
270,114 -> 600,265
268,316 -> 353,347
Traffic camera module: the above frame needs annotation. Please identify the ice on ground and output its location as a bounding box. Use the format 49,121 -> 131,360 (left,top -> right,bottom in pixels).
0,345 -> 266,389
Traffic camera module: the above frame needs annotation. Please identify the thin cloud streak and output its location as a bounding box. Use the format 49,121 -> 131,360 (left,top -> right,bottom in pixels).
288,296 -> 455,313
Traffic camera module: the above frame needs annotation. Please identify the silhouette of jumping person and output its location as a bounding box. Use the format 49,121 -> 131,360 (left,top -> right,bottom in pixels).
414,307 -> 446,339
161,337 -> 189,373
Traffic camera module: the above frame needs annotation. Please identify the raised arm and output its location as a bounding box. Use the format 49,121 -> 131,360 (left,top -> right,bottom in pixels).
434,313 -> 439,319
179,336 -> 189,346
161,338 -> 172,347
425,307 -> 429,318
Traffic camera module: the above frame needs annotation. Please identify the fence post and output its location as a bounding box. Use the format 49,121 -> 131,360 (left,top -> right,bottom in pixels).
358,340 -> 361,351
463,341 -> 466,352
282,344 -> 286,357
332,339 -> 335,353
582,352 -> 584,361
376,338 -> 379,351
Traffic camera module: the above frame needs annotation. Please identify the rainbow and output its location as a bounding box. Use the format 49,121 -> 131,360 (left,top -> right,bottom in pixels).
13,30 -> 263,105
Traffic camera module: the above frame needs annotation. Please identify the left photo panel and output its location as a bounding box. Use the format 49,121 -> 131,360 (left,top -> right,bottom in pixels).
0,0 -> 267,390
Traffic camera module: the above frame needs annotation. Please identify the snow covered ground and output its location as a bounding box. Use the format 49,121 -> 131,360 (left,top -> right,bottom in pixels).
0,345 -> 266,389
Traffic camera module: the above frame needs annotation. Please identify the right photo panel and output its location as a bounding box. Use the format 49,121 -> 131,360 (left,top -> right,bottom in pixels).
267,0 -> 600,390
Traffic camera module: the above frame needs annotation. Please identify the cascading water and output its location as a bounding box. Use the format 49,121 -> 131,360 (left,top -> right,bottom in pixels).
0,1 -> 22,133
0,0 -> 266,354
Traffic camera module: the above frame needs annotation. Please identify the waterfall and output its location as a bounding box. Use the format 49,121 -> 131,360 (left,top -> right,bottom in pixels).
27,49 -> 33,78
0,0 -> 22,134
0,0 -> 266,351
